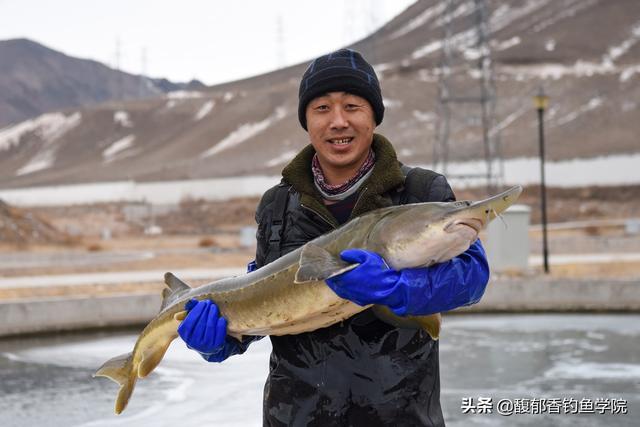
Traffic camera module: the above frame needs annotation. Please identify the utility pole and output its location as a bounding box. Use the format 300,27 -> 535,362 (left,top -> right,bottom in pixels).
534,86 -> 550,274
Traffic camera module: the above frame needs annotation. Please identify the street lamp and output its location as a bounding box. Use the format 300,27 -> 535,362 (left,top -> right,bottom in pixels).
534,86 -> 550,274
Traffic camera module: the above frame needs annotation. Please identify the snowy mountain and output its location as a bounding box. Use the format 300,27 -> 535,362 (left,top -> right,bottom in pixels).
1,0 -> 639,189
0,38 -> 205,128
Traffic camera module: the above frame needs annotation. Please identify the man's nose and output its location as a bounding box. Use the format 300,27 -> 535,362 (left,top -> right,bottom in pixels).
329,107 -> 349,129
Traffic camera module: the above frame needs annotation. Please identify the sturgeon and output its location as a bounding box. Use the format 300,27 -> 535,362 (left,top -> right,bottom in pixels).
94,185 -> 522,414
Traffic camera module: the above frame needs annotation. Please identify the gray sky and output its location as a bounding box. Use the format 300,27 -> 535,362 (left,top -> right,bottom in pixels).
0,0 -> 415,85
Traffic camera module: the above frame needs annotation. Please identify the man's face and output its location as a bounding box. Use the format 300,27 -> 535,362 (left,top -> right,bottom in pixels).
305,92 -> 376,179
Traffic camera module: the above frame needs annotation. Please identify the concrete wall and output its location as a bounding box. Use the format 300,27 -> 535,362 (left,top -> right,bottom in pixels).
0,278 -> 638,337
463,277 -> 640,312
0,294 -> 161,337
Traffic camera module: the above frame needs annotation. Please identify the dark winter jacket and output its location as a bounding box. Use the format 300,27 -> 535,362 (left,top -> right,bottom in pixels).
254,134 -> 459,426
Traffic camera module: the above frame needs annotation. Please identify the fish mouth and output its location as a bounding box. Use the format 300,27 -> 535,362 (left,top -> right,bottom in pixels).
444,218 -> 484,234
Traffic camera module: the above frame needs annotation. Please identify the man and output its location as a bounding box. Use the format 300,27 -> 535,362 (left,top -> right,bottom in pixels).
178,49 -> 489,426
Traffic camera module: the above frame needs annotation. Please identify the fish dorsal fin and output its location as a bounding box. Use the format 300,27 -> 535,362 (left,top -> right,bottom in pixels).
294,243 -> 358,283
161,272 -> 192,310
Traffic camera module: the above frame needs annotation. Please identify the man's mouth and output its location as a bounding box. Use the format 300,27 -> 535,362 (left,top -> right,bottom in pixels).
327,137 -> 354,145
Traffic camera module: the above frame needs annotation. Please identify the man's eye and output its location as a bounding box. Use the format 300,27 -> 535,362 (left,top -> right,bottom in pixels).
346,104 -> 361,110
315,105 -> 329,111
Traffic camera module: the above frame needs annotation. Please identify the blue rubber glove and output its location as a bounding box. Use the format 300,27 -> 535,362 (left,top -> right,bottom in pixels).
178,299 -> 230,361
325,240 -> 489,316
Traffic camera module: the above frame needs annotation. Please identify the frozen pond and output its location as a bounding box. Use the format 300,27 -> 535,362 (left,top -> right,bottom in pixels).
0,314 -> 637,426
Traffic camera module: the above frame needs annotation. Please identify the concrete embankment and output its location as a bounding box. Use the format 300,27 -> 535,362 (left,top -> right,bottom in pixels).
0,276 -> 638,337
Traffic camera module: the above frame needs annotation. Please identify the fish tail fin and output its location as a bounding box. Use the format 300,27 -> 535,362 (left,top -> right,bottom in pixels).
162,272 -> 192,310
93,352 -> 137,414
295,243 -> 358,283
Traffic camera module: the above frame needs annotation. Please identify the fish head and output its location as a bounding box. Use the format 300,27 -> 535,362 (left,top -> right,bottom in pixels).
368,185 -> 522,270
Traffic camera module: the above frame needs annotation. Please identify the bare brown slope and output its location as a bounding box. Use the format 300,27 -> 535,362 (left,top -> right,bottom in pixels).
1,0 -> 639,188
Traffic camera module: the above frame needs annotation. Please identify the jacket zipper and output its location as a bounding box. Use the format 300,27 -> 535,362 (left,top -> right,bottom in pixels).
300,203 -> 336,230
350,186 -> 369,217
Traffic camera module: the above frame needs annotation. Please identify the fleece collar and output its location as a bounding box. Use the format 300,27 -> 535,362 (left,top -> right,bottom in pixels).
281,133 -> 405,226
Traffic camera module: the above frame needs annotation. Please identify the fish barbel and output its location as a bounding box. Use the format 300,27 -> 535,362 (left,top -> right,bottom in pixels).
94,185 -> 522,414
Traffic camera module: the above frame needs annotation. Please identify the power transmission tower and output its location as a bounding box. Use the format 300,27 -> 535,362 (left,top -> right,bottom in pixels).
434,0 -> 503,191
276,14 -> 285,69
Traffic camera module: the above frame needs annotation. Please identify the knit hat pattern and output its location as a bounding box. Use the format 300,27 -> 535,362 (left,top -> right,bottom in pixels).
298,49 -> 384,130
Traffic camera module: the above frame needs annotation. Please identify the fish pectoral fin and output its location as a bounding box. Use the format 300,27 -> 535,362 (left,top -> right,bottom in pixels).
173,310 -> 188,321
294,243 -> 357,283
371,306 -> 442,340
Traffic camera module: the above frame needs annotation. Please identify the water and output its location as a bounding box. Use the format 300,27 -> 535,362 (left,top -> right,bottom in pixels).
0,314 -> 637,427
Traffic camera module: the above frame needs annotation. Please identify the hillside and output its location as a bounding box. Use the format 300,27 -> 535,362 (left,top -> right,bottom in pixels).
0,38 -> 204,127
1,0 -> 639,189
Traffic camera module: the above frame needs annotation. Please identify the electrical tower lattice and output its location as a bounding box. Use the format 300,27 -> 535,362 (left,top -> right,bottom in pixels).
434,0 -> 503,190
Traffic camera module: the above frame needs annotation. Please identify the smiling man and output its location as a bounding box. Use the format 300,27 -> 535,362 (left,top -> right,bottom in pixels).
178,49 -> 489,426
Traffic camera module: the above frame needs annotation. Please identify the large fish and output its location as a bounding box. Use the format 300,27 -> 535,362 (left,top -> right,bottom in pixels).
94,185 -> 522,414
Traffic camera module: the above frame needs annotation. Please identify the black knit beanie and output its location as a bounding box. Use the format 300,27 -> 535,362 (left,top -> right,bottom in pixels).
298,48 -> 384,130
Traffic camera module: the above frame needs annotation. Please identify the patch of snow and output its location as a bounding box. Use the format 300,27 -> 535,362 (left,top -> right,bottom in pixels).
433,1 -> 474,27
164,99 -> 177,109
545,39 -> 556,51
411,40 -> 443,59
102,135 -> 136,163
532,0 -> 596,33
194,100 -> 215,121
603,21 -> 640,63
490,0 -> 551,33
201,107 -> 287,157
113,110 -> 133,127
0,112 -> 81,151
492,36 -> 521,51
620,65 -> 640,82
166,91 -> 204,99
389,2 -> 447,39
265,150 -> 297,168
412,110 -> 435,122
398,148 -> 413,157
373,62 -> 394,78
501,61 -> 615,80
554,97 -> 602,126
223,92 -> 235,102
15,149 -> 56,176
383,98 -> 403,108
